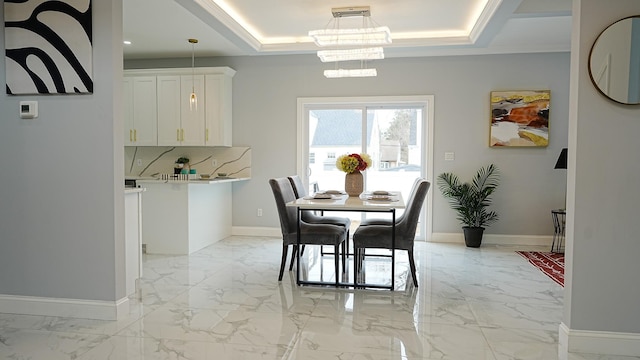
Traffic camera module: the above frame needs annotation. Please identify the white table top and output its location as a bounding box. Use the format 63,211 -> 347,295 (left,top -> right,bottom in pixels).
287,191 -> 405,211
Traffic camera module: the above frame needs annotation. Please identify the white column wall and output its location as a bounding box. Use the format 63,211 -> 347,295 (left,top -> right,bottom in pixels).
561,0 -> 640,355
0,0 -> 126,316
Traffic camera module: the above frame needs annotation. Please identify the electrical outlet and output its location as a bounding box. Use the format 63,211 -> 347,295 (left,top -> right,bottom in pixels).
211,159 -> 218,167
257,208 -> 263,217
137,159 -> 143,166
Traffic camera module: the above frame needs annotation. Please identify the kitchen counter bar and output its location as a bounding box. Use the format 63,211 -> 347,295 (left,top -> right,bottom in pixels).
137,179 -> 247,255
124,187 -> 145,194
136,177 -> 249,185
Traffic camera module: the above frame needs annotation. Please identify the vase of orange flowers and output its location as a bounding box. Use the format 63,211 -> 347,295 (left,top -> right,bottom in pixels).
336,153 -> 372,196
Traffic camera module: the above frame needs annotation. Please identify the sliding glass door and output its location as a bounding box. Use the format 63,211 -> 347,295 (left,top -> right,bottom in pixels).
297,96 -> 433,240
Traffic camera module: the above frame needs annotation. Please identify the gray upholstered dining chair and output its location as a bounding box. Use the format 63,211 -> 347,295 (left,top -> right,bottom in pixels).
288,175 -> 352,266
288,175 -> 352,227
358,177 -> 422,227
269,177 -> 347,284
352,179 -> 430,288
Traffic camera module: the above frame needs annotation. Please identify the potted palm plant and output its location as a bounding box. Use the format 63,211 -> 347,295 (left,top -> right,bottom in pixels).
437,164 -> 500,247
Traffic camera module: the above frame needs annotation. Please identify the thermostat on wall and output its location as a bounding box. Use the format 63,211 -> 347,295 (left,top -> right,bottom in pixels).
19,101 -> 38,119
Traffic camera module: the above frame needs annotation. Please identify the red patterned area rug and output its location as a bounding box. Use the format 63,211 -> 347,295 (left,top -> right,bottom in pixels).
516,251 -> 564,287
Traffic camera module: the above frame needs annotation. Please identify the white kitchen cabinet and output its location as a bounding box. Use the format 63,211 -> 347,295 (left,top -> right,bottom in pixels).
180,75 -> 206,146
205,74 -> 233,146
157,75 -> 206,146
157,75 -> 182,146
124,67 -> 235,147
123,76 -> 157,146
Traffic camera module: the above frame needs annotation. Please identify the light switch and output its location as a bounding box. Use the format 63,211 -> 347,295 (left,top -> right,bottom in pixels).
444,152 -> 455,161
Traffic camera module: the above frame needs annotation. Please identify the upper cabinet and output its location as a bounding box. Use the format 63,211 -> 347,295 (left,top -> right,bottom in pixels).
124,67 -> 235,147
123,76 -> 158,146
179,75 -> 206,146
157,75 -> 206,146
205,74 -> 233,147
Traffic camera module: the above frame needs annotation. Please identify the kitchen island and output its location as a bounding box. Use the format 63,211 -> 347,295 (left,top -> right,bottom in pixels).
137,177 -> 248,255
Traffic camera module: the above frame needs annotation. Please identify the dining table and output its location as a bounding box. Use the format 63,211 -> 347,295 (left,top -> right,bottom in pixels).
286,190 -> 406,290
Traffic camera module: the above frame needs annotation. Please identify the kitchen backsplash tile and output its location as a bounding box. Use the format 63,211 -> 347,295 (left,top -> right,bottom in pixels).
125,146 -> 251,179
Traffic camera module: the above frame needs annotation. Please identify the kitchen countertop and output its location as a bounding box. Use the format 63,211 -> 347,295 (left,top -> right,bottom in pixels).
125,187 -> 146,194
135,177 -> 250,184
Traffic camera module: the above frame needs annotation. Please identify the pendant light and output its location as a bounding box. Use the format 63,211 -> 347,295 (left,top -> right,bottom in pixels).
188,38 -> 198,111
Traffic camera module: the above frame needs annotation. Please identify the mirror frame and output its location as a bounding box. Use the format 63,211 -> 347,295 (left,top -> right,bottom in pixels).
588,15 -> 640,105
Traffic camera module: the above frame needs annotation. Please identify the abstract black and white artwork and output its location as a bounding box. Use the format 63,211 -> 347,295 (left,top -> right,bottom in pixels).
4,0 -> 92,95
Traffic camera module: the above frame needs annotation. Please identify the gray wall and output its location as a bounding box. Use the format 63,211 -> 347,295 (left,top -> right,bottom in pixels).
564,0 -> 640,334
0,2 -> 126,301
127,52 -> 570,236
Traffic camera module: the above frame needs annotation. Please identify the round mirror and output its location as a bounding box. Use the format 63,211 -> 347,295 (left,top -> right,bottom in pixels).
589,16 -> 640,105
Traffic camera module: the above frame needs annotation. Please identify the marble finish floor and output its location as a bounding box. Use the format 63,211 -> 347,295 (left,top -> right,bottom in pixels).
1,236 -> 638,360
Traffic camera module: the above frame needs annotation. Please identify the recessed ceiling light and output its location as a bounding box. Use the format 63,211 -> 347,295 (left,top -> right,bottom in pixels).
123,40 -> 132,45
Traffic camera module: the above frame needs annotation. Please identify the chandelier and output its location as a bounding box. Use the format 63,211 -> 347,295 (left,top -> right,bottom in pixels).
309,6 -> 391,78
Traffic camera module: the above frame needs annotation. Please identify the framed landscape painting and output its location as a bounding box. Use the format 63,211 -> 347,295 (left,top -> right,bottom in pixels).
490,90 -> 550,147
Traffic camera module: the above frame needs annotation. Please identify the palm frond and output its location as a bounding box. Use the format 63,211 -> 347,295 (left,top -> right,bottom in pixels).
436,164 -> 500,228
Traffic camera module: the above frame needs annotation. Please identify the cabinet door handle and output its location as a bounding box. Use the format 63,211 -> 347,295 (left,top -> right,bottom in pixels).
134,129 -> 137,141
129,129 -> 133,142
206,129 -> 209,142
181,129 -> 185,141
176,129 -> 180,141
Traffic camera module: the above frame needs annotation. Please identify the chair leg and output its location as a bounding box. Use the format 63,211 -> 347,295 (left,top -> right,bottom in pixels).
334,243 -> 340,286
359,248 -> 365,286
346,230 -> 350,256
341,241 -> 346,274
289,245 -> 307,271
408,249 -> 418,288
354,247 -> 362,286
278,244 -> 289,281
353,247 -> 358,285
288,245 -> 297,271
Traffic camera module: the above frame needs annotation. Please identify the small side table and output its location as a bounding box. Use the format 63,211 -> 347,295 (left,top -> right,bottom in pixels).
551,209 -> 566,253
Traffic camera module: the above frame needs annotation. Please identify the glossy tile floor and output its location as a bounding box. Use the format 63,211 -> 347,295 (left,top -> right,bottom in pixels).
1,236 -> 638,360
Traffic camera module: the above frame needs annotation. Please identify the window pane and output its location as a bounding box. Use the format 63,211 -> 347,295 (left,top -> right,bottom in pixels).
309,109 -> 363,191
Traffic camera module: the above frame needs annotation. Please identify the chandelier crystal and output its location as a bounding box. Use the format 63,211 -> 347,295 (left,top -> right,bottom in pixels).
309,26 -> 391,47
324,68 -> 378,78
317,47 -> 384,63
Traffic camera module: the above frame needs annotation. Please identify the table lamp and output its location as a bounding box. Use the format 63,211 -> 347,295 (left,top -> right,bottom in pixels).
554,148 -> 567,169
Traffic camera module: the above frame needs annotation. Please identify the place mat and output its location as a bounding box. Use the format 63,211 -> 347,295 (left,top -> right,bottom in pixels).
322,190 -> 346,195
364,196 -> 398,202
303,194 -> 340,200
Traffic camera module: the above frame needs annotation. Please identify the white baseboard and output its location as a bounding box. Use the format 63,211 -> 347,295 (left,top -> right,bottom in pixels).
430,232 -> 552,246
233,227 -> 552,247
559,322 -> 640,357
0,294 -> 130,320
232,226 -> 281,237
